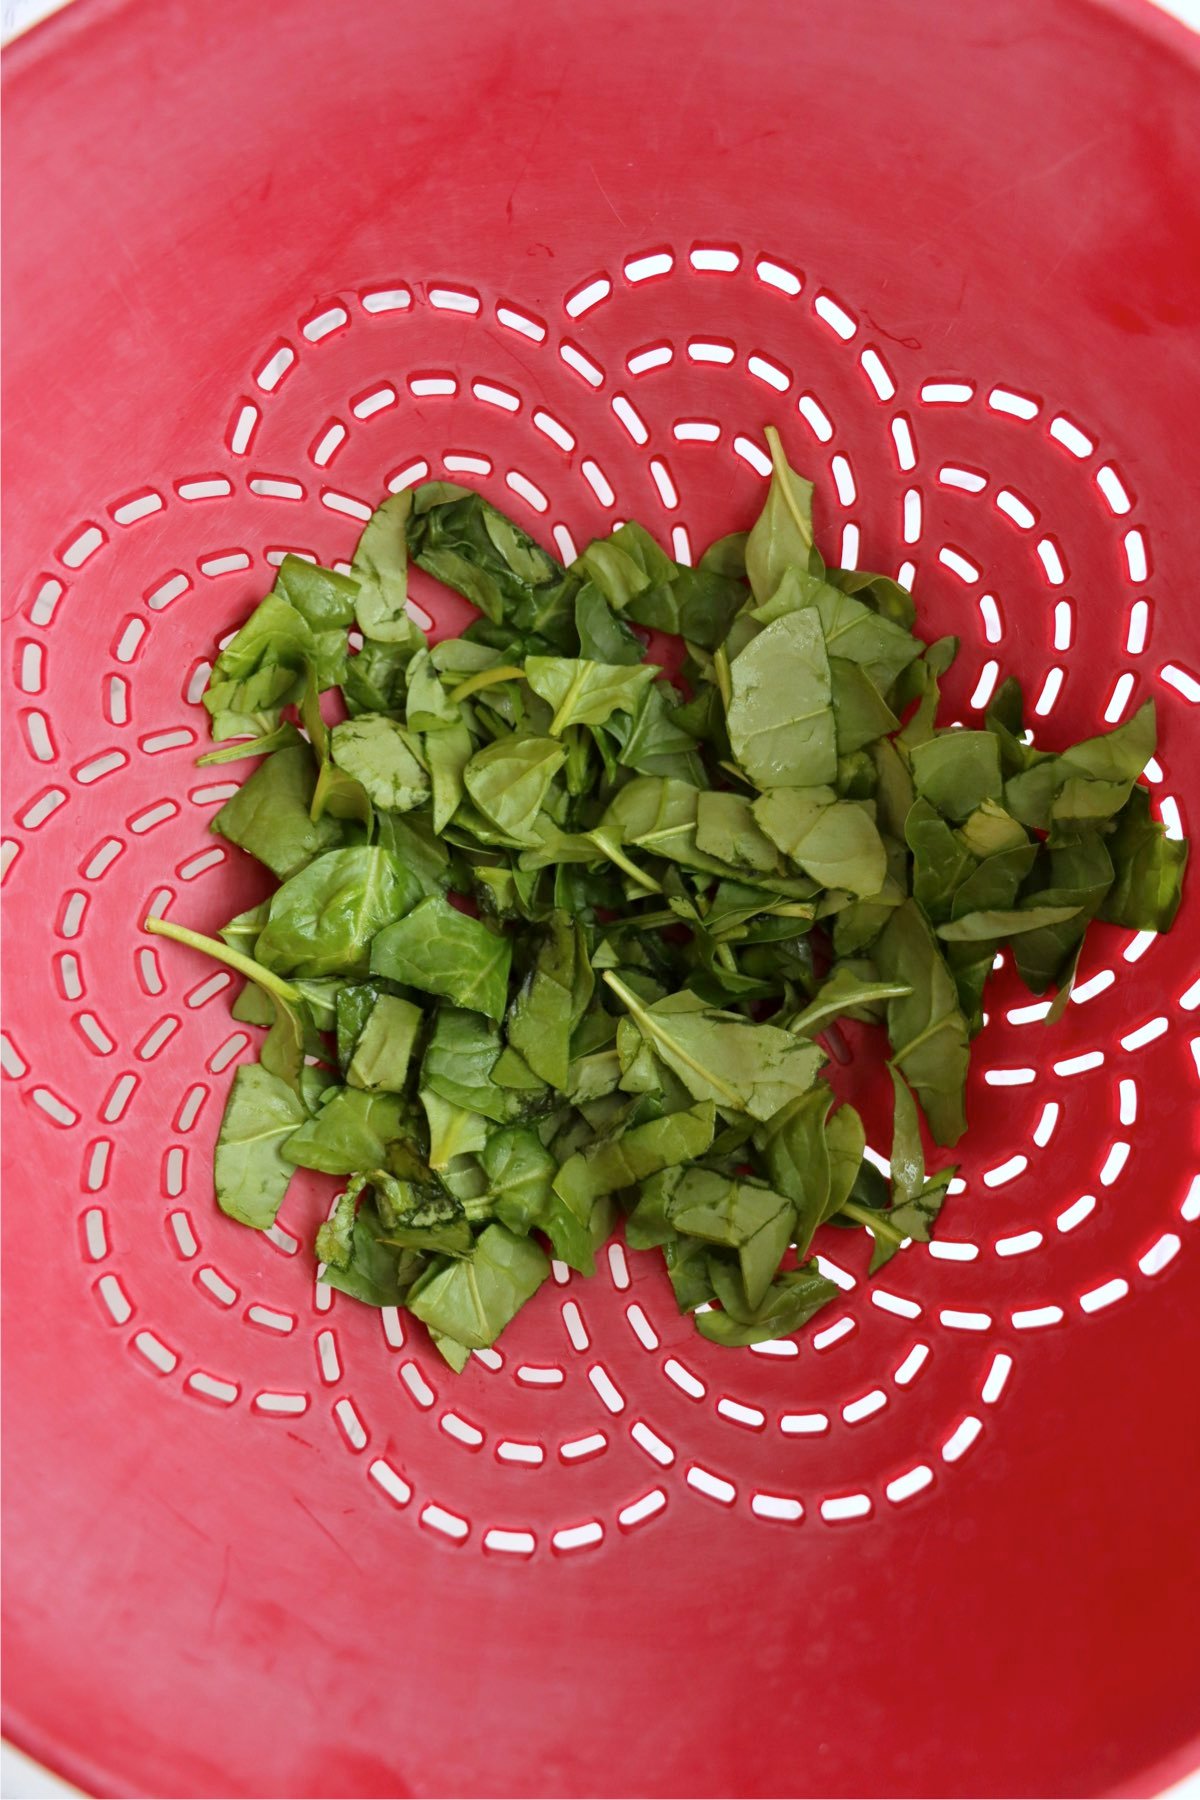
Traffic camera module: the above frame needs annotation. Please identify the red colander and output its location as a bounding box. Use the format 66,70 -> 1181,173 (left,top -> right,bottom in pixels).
3,1 -> 1200,1794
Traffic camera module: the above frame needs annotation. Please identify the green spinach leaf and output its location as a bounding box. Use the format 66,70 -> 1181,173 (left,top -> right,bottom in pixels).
371,896 -> 512,1020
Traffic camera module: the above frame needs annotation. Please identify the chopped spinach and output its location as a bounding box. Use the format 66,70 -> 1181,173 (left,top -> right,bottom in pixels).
145,438 -> 1186,1368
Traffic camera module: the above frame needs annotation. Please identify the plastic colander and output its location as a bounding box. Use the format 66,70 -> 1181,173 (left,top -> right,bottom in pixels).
4,0 -> 1200,1794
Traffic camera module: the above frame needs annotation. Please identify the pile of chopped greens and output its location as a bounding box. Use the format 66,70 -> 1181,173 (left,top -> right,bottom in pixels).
147,429 -> 1187,1368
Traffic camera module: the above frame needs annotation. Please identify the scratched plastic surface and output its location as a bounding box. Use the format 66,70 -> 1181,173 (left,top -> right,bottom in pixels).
3,1 -> 1199,1795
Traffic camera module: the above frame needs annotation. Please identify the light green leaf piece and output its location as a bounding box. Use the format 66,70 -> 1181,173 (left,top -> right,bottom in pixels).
830,657 -> 899,753
745,425 -> 815,601
211,742 -> 345,879
552,1101 -> 716,1209
481,1126 -> 558,1235
873,900 -> 971,1146
910,731 -> 1004,821
351,491 -> 426,650
753,787 -> 887,896
345,994 -> 423,1093
695,1260 -> 837,1347
254,845 -> 421,978
421,1091 -> 489,1169
371,896 -> 513,1021
524,655 -> 657,735
787,966 -> 911,1036
1005,703 -> 1157,833
809,588 -> 921,694
421,1007 -> 520,1123
213,1063 -> 307,1229
463,734 -> 568,844
506,911 -> 592,1089
405,648 -> 459,732
282,1087 -> 408,1175
604,973 -> 825,1121
577,519 -> 678,605
694,791 -> 781,874
425,720 -> 473,836
727,609 -> 837,789
667,1166 -> 794,1308
935,903 -> 1082,941
407,1224 -> 550,1351
958,799 -> 1028,860
329,714 -> 430,813
1060,699 -> 1156,785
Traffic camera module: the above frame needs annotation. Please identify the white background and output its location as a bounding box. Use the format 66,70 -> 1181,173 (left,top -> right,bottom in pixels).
2,0 -> 1198,1793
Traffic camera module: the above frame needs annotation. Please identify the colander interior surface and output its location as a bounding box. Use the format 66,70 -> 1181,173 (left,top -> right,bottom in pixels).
3,0 -> 1200,1794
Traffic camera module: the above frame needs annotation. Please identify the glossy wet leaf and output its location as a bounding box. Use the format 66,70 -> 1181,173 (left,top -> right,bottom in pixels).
371,896 -> 512,1020
463,734 -> 567,843
255,845 -> 420,978
406,1223 -> 550,1354
212,742 -> 345,879
283,1087 -> 409,1175
213,1063 -> 307,1228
